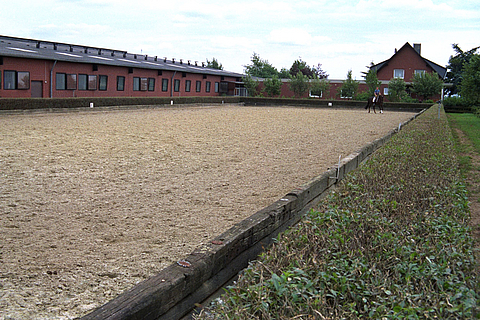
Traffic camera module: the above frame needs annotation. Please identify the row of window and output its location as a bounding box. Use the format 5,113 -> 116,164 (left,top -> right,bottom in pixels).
1,70 -> 222,93
393,69 -> 425,79
56,73 -> 221,93
55,73 -> 220,93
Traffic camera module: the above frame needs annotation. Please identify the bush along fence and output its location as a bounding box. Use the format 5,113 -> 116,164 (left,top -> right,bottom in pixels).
195,105 -> 478,319
80,108 -> 424,320
0,96 -> 427,113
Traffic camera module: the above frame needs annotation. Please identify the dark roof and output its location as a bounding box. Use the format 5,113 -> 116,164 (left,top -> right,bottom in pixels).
0,35 -> 244,78
370,42 -> 447,78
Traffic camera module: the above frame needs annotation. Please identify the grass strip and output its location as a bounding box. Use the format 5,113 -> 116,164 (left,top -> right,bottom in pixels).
196,106 -> 478,319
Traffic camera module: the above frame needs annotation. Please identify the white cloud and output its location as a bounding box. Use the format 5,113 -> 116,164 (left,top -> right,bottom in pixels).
269,28 -> 311,46
1,0 -> 478,79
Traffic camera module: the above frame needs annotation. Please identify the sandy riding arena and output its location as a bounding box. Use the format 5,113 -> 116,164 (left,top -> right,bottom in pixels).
0,105 -> 416,319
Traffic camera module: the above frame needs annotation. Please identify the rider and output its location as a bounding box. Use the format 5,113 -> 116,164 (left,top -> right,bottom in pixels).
373,86 -> 380,103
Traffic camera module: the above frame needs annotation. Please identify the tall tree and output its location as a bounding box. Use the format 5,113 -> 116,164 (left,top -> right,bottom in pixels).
206,58 -> 223,70
263,75 -> 282,97
339,70 -> 358,99
289,72 -> 310,98
310,77 -> 330,98
243,75 -> 261,97
365,65 -> 381,96
459,54 -> 480,111
411,72 -> 443,101
244,53 -> 278,78
387,77 -> 407,102
312,63 -> 329,79
445,44 -> 480,96
289,59 -> 328,79
278,68 -> 292,79
290,59 -> 314,78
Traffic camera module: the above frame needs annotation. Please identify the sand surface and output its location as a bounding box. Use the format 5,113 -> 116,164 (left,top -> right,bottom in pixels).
0,105 -> 416,319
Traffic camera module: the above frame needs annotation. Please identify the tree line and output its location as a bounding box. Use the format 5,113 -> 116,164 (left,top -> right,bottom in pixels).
206,45 -> 479,112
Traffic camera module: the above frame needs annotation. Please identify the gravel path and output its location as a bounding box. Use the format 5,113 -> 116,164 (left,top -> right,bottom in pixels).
0,105 -> 416,319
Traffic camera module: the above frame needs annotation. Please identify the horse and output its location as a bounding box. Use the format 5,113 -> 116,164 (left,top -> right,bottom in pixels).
364,94 -> 384,114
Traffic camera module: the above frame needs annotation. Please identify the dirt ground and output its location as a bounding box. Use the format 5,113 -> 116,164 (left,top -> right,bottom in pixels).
0,105 -> 417,319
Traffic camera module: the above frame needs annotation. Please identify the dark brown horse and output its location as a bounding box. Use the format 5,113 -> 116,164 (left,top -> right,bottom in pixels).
365,95 -> 384,114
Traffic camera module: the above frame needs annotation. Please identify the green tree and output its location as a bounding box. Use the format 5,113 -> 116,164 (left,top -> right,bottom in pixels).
278,68 -> 291,79
445,44 -> 479,96
243,75 -> 261,97
387,77 -> 407,102
365,66 -> 381,96
244,52 -> 278,78
312,63 -> 329,79
411,72 -> 443,101
289,72 -> 310,98
289,59 -> 328,79
339,70 -> 358,99
206,58 -> 223,70
459,54 -> 480,111
290,59 -> 314,78
310,77 -> 330,98
263,75 -> 282,97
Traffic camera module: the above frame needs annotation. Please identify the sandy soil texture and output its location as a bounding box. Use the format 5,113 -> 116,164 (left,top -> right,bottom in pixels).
0,105 -> 416,319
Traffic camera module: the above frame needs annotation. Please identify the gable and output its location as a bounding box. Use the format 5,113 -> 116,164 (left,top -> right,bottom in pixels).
370,42 -> 447,81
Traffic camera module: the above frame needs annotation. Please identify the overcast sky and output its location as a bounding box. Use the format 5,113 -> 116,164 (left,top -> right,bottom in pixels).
1,0 -> 479,79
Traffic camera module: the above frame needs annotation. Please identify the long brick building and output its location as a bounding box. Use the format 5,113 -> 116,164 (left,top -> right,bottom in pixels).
0,35 -> 244,99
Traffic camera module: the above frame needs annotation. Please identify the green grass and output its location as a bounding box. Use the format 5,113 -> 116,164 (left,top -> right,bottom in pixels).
195,106 -> 478,319
449,113 -> 480,200
449,114 -> 480,155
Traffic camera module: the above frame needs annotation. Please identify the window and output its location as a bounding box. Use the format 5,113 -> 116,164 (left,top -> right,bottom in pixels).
196,81 -> 201,92
99,75 -> 108,91
117,76 -> 125,91
219,82 -> 228,93
383,87 -> 389,95
66,74 -> 77,90
309,90 -> 322,98
17,72 -> 30,90
133,77 -> 140,91
215,82 -> 219,93
174,79 -> 180,92
88,75 -> 97,90
3,71 -> 30,90
185,80 -> 191,92
393,69 -> 404,79
134,77 -> 149,91
162,79 -> 168,92
140,78 -> 148,91
148,78 -> 155,91
415,70 -> 426,76
56,73 -> 66,90
56,73 -> 76,90
206,81 -> 211,93
4,71 -> 16,90
78,74 -> 88,90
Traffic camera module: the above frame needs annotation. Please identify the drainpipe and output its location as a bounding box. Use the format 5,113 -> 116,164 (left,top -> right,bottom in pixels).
170,71 -> 177,97
50,60 -> 57,98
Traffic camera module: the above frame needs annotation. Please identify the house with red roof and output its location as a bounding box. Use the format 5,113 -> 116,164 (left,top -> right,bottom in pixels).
369,42 -> 447,101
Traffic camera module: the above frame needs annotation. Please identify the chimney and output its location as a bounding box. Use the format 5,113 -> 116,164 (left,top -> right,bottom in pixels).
413,43 -> 421,55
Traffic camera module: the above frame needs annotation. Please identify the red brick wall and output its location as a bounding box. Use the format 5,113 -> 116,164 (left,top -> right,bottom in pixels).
376,48 -> 436,82
0,56 -> 230,98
